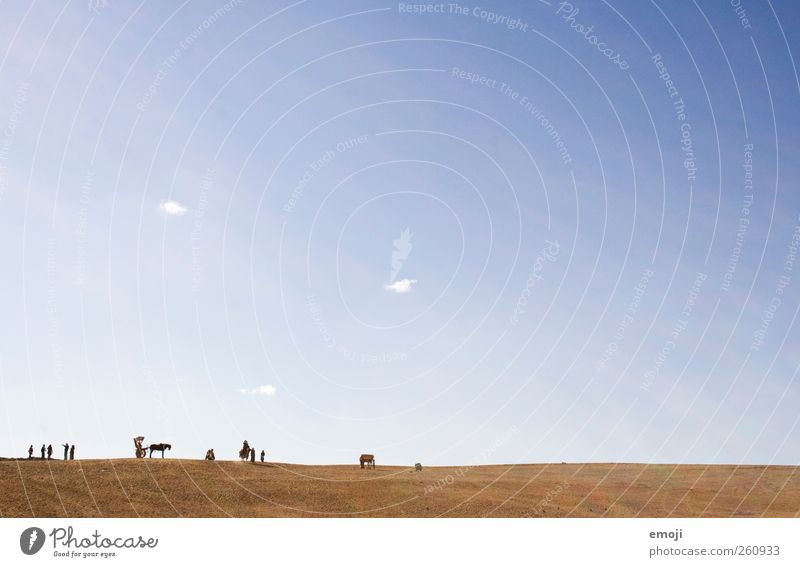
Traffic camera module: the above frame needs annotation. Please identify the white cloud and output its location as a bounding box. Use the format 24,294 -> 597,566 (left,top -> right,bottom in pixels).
384,278 -> 417,294
254,384 -> 276,396
159,199 -> 187,216
238,384 -> 277,396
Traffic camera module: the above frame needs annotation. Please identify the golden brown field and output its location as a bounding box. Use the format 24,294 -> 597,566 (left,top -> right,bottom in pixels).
0,459 -> 797,517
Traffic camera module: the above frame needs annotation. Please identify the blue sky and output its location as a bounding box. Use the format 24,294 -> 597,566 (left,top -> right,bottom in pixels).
0,0 -> 798,465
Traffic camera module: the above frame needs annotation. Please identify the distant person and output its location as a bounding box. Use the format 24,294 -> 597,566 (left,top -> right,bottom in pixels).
40,445 -> 46,459
250,448 -> 255,462
260,450 -> 265,463
62,443 -> 69,460
69,445 -> 75,460
47,444 -> 53,460
28,445 -> 33,459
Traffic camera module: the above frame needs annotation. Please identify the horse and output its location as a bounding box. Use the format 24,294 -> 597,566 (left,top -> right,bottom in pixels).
415,462 -> 423,472
205,449 -> 215,461
148,443 -> 172,458
238,440 -> 251,461
359,454 -> 375,469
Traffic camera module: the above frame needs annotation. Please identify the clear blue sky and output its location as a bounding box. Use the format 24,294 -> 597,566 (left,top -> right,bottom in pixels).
0,0 -> 798,465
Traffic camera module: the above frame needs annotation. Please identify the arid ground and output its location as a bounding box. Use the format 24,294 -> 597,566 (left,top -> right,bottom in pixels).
0,459 -> 797,517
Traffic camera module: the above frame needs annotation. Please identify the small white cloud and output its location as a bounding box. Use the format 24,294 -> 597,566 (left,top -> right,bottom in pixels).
254,384 -> 276,396
384,278 -> 417,294
159,200 -> 187,216
238,384 -> 277,396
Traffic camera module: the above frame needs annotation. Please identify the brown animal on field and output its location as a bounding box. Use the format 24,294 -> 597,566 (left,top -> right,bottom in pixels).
360,454 -> 375,469
148,443 -> 171,458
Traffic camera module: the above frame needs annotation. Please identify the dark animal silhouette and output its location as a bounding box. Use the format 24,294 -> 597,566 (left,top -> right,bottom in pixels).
415,462 -> 422,472
239,440 -> 250,461
69,445 -> 75,460
360,454 -> 375,469
148,443 -> 172,458
205,449 -> 215,461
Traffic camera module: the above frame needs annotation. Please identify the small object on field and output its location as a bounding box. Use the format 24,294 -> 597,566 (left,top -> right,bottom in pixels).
134,436 -> 147,458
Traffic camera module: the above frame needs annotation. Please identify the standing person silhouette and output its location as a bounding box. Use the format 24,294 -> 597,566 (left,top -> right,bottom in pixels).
28,445 -> 33,459
260,450 -> 265,463
62,443 -> 69,460
250,448 -> 255,462
40,445 -> 45,459
47,444 -> 53,460
69,445 -> 75,460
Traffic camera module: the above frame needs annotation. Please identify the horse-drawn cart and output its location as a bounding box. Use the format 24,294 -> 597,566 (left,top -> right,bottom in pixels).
134,436 -> 147,458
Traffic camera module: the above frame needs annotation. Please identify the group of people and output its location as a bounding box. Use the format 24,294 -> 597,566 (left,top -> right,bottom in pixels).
28,443 -> 75,460
241,440 -> 265,463
25,441 -> 274,462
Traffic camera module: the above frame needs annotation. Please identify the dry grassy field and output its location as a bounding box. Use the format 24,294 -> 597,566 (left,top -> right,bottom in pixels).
0,459 -> 797,517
